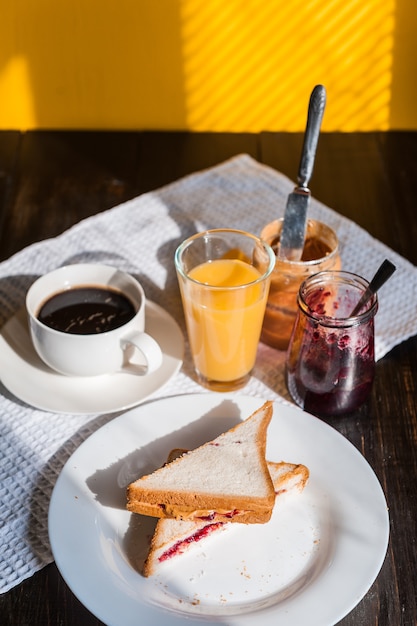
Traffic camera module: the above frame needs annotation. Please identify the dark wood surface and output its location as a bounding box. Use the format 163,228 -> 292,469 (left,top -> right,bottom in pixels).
0,130 -> 416,625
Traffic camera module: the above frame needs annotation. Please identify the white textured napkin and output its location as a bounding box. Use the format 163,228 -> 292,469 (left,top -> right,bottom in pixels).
1,154 -> 416,593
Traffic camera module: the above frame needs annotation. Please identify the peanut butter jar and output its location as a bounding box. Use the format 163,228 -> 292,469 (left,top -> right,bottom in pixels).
260,218 -> 341,351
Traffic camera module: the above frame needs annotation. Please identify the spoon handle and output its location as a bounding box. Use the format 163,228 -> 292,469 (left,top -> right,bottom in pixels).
350,259 -> 396,316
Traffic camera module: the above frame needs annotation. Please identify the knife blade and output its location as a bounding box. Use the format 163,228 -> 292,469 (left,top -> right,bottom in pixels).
277,85 -> 327,261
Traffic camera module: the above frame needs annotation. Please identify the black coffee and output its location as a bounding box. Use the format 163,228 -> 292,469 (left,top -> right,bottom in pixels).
38,286 -> 137,334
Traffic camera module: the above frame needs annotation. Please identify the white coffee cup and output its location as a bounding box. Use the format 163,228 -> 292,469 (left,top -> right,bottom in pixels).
26,263 -> 163,377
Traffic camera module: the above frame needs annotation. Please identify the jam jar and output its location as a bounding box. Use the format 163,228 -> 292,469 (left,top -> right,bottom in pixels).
260,218 -> 341,351
286,270 -> 378,417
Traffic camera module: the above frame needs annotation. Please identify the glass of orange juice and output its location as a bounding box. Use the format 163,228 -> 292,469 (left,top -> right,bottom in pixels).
175,229 -> 275,391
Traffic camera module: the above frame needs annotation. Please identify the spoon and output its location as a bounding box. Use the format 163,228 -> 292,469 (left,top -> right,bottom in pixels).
350,259 -> 396,316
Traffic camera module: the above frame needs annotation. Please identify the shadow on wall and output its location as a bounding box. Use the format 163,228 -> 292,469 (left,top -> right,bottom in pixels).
0,0 -> 187,130
0,0 -> 416,131
389,0 -> 417,128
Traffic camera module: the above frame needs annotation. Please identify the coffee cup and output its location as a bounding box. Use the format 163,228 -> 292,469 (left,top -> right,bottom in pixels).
26,263 -> 163,377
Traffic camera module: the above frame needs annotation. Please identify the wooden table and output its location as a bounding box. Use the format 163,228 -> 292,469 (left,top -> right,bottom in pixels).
0,130 -> 416,625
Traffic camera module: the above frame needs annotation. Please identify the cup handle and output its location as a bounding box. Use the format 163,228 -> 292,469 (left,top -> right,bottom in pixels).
120,330 -> 163,374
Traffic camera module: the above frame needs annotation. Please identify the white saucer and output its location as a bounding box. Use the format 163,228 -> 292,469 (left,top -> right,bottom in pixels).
0,303 -> 184,414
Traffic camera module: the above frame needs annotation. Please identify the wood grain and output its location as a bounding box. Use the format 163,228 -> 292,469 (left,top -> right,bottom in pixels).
0,131 -> 416,626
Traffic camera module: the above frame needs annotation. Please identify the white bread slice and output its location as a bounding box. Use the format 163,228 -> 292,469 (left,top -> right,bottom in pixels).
143,459 -> 309,577
127,401 -> 275,524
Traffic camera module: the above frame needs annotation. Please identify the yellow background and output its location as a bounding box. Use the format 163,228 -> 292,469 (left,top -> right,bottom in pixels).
1,0 -> 416,132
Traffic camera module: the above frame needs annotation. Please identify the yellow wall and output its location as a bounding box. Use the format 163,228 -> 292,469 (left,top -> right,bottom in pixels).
1,0 -> 416,132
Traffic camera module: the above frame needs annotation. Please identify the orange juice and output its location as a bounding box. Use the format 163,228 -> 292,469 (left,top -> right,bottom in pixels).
180,258 -> 268,383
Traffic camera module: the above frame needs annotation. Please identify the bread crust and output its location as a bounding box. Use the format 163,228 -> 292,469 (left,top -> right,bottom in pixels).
129,500 -> 273,523
126,401 -> 275,522
142,459 -> 309,576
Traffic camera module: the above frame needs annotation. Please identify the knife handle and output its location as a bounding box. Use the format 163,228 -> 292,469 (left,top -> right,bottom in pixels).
297,85 -> 326,188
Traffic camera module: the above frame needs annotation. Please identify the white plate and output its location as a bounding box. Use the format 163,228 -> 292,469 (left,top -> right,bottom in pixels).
0,303 -> 183,414
48,394 -> 389,626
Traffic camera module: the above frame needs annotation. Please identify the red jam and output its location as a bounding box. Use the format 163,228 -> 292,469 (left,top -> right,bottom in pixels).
159,522 -> 224,562
286,273 -> 377,417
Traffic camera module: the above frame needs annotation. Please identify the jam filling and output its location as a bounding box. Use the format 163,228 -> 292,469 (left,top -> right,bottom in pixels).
157,504 -> 242,520
196,509 -> 240,521
159,522 -> 224,562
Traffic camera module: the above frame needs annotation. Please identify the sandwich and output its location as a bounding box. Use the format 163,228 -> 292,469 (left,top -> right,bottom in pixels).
143,457 -> 309,577
127,401 -> 275,524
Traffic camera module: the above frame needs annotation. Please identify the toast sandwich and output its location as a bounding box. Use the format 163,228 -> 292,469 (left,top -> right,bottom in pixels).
127,401 -> 275,524
143,458 -> 309,576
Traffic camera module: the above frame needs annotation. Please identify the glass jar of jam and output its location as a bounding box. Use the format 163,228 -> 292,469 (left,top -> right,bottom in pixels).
286,271 -> 378,417
260,218 -> 341,350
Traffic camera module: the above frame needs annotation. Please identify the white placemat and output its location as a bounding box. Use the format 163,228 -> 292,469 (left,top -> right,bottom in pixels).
1,154 -> 416,593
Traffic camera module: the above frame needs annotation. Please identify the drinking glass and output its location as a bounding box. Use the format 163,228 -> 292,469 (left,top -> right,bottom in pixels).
175,229 -> 275,391
286,270 -> 378,416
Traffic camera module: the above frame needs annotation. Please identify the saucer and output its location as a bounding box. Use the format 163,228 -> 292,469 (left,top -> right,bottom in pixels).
0,303 -> 184,414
